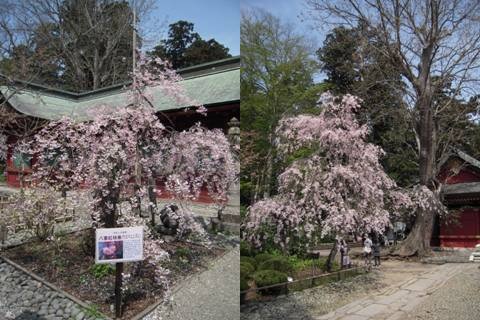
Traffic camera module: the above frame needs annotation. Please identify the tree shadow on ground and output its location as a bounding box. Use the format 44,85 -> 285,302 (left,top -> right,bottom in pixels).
15,310 -> 46,320
240,295 -> 316,320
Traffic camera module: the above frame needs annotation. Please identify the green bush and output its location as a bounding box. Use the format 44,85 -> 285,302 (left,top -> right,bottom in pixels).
240,240 -> 253,257
254,253 -> 274,265
240,204 -> 248,220
240,276 -> 249,291
175,247 -> 191,258
240,261 -> 255,278
323,259 -> 340,272
240,256 -> 257,269
289,256 -> 325,271
258,256 -> 293,274
89,264 -> 114,279
253,270 -> 288,295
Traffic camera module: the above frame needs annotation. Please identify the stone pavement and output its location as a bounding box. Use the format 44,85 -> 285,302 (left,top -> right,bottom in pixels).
316,263 -> 467,320
410,263 -> 480,320
144,245 -> 239,320
0,259 -> 98,320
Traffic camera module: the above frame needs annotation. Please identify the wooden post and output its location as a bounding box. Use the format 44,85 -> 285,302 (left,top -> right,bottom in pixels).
115,262 -> 124,318
104,201 -> 123,318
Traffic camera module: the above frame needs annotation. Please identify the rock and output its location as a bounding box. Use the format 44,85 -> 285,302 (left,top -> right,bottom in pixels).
71,307 -> 81,317
38,308 -> 48,316
163,235 -> 176,243
75,311 -> 85,320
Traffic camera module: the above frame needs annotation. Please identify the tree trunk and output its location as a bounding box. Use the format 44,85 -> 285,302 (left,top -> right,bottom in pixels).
393,208 -> 435,257
148,177 -> 157,226
396,84 -> 437,257
263,148 -> 273,198
326,241 -> 338,272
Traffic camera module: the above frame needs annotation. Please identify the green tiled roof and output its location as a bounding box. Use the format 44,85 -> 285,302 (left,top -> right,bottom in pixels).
0,57 -> 240,121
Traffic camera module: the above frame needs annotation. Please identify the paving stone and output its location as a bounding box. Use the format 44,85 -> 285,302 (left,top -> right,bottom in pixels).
375,289 -> 410,305
338,314 -> 369,320
402,278 -> 436,292
355,304 -> 389,317
146,245 -> 239,320
343,304 -> 364,315
385,311 -> 407,320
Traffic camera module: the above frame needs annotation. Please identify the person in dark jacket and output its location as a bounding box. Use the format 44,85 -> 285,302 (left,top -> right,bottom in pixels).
372,240 -> 381,267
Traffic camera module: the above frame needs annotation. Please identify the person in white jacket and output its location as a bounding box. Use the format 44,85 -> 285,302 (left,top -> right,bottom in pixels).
363,235 -> 373,269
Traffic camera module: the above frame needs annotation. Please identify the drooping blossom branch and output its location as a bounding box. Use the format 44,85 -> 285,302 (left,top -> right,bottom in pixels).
245,93 -> 412,250
24,56 -> 237,291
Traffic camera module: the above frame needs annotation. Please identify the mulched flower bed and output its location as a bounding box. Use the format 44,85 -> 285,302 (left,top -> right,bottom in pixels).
2,229 -> 225,319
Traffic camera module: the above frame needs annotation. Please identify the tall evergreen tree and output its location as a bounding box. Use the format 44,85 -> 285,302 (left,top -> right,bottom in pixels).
148,20 -> 231,69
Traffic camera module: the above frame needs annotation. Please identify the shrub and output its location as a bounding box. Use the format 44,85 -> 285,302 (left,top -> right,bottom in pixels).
323,259 -> 340,272
240,261 -> 255,278
175,247 -> 191,258
5,188 -> 78,241
90,264 -> 115,279
289,256 -> 325,271
258,256 -> 293,274
240,240 -> 252,256
240,276 -> 249,304
240,276 -> 249,291
253,270 -> 288,295
254,253 -> 274,265
240,256 -> 257,269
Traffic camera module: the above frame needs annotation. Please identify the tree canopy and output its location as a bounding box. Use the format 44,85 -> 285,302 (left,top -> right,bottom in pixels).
148,20 -> 231,69
240,9 -> 323,205
0,0 -> 142,91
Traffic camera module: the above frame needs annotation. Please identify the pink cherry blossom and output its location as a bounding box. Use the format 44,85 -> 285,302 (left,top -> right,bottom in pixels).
244,93 -> 412,250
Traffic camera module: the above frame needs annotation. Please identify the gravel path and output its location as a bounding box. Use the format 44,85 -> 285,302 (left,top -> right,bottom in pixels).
0,259 -> 100,320
240,272 -> 384,320
145,245 -> 239,320
240,260 -> 475,320
409,264 -> 480,320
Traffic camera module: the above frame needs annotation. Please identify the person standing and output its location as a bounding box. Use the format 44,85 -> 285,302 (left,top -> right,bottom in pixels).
373,240 -> 381,267
363,235 -> 373,270
340,239 -> 351,269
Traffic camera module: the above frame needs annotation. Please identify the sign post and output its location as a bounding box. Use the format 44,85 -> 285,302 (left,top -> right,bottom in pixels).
115,262 -> 123,317
95,226 -> 144,318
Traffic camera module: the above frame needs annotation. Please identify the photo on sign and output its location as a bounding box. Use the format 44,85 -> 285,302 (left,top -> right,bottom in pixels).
98,240 -> 124,261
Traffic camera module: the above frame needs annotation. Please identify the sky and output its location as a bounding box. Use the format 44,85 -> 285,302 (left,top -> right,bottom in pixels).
143,0 -> 240,55
240,0 -> 327,48
241,0 -> 328,82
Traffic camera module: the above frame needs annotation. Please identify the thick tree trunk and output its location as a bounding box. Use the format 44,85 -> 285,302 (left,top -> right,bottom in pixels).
326,241 -> 338,272
393,208 -> 435,257
396,80 -> 437,257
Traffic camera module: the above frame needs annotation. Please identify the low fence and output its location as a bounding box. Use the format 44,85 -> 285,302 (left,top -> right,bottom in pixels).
241,266 -> 366,303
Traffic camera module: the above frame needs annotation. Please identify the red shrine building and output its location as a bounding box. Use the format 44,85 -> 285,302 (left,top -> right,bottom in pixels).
432,150 -> 480,248
0,57 -> 240,203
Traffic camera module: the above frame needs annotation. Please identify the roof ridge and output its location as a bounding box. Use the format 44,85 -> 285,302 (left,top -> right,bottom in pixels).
0,56 -> 240,98
455,149 -> 480,169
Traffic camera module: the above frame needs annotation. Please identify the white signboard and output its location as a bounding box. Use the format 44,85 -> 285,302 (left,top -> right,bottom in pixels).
95,226 -> 144,264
